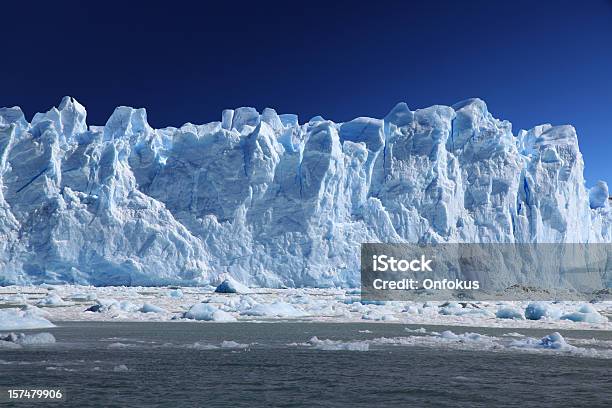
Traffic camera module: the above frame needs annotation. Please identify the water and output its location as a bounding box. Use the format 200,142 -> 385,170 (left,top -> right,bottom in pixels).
1,322 -> 611,407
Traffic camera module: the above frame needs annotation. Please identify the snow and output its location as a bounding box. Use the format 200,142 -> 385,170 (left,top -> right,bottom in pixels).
0,308 -> 55,330
0,97 -> 609,287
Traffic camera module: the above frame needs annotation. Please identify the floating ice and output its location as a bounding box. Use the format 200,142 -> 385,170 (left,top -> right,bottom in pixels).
167,289 -> 183,298
220,340 -> 249,349
215,278 -> 251,294
560,304 -> 606,323
309,336 -> 369,351
66,292 -> 97,301
140,303 -> 166,314
405,327 -> 428,334
0,308 -> 55,330
496,307 -> 525,320
241,301 -> 305,318
36,293 -> 72,307
1,332 -> 56,345
85,298 -> 139,313
0,332 -> 55,349
510,332 -> 572,350
439,303 -> 493,317
524,302 -> 562,320
184,303 -> 237,322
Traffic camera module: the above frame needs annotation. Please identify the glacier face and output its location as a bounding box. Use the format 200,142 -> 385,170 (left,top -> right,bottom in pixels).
0,97 -> 610,287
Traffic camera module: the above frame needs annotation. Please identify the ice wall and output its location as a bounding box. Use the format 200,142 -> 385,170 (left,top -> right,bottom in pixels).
0,97 -> 609,286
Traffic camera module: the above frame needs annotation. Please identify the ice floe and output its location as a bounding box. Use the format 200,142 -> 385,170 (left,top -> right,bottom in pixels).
0,285 -> 609,331
300,330 -> 612,359
0,332 -> 56,348
308,336 -> 370,351
184,303 -> 237,322
0,308 -> 55,330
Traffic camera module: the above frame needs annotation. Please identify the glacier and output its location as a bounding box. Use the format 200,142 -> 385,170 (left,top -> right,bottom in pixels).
0,96 -> 610,287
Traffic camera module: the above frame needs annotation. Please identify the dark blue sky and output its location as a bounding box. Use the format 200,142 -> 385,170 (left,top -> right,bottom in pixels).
1,0 -> 610,185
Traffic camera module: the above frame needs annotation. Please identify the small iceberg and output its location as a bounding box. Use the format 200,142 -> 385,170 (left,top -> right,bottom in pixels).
495,307 -> 524,320
184,303 -> 237,322
524,302 -> 562,320
0,309 -> 55,330
0,332 -> 56,347
36,293 -> 73,307
241,301 -> 305,318
140,303 -> 166,314
215,277 -> 251,294
560,304 -> 606,323
309,336 -> 369,351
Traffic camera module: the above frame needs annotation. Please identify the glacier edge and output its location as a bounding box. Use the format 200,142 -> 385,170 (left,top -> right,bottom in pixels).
0,96 -> 610,287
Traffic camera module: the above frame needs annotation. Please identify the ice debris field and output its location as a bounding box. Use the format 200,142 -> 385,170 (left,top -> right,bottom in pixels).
2,284 -> 612,359
1,284 -> 610,329
0,97 -> 610,287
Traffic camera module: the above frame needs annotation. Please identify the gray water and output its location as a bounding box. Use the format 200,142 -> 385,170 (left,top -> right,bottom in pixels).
1,322 -> 611,407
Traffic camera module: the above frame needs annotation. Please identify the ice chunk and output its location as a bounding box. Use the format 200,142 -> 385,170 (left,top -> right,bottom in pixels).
104,106 -> 151,140
85,298 -> 139,313
524,302 -> 562,320
184,303 -> 237,322
67,292 -> 97,301
589,181 -> 609,209
36,293 -> 72,307
339,117 -> 384,151
220,340 -> 249,349
560,304 -> 606,323
167,289 -> 183,298
140,303 -> 166,314
0,309 -> 55,330
241,301 -> 305,318
309,336 -> 369,351
405,327 -> 428,334
215,277 -> 251,294
511,332 -> 573,350
0,332 -> 56,346
495,307 -> 524,320
231,107 -> 260,132
0,106 -> 29,132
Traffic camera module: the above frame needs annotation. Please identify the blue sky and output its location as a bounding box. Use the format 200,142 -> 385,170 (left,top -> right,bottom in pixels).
1,0 -> 610,186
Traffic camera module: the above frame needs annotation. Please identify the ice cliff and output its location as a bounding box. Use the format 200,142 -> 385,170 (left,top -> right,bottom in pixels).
0,97 -> 610,286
